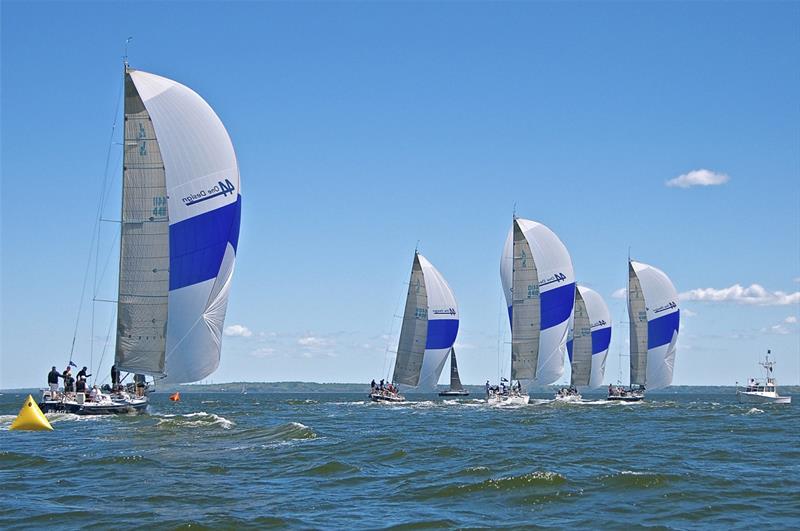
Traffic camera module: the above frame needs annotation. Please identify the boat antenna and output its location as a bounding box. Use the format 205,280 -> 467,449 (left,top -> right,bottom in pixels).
512,202 -> 517,220
123,36 -> 133,68
414,240 -> 420,254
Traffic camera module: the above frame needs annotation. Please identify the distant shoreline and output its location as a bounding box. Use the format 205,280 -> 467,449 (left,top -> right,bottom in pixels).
3,382 -> 798,394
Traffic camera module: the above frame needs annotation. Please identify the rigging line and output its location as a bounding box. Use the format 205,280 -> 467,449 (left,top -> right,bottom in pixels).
382,282 -> 406,382
92,305 -> 117,387
68,70 -> 124,363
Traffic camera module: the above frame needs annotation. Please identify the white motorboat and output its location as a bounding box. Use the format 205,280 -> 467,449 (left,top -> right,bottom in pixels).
737,352 -> 791,405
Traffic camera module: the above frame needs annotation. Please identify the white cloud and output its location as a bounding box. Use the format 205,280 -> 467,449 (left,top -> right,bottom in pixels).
297,336 -> 329,347
785,316 -> 798,324
224,324 -> 253,337
611,288 -> 626,299
679,284 -> 800,306
683,309 -> 697,317
666,169 -> 730,188
794,277 -> 800,283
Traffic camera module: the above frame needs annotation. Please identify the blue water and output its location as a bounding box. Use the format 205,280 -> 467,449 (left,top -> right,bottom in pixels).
1,389 -> 798,528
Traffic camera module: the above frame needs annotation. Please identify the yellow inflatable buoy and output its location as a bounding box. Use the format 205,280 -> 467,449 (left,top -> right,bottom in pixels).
10,395 -> 53,431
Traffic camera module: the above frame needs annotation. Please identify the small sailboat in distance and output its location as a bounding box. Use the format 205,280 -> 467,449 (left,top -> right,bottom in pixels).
494,217 -> 576,405
41,63 -> 241,414
371,251 -> 459,402
556,285 -> 611,401
737,351 -> 791,404
608,260 -> 679,402
439,348 -> 469,397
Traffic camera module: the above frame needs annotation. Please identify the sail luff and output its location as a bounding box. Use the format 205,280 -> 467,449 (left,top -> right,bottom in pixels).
628,261 -> 648,386
392,253 -> 429,386
114,69 -> 169,376
511,219 -> 540,380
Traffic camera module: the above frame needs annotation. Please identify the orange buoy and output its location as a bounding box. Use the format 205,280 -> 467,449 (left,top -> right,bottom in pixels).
169,392 -> 180,402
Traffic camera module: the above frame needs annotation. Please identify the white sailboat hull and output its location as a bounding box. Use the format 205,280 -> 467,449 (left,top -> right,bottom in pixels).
554,393 -> 582,402
487,394 -> 530,405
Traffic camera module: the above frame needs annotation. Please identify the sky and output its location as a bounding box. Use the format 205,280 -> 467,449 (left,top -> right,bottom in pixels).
1,1 -> 799,389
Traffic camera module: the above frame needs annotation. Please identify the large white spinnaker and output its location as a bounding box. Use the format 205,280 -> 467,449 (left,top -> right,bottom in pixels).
501,218 -> 575,385
116,69 -> 241,384
392,252 -> 459,389
628,260 -> 679,390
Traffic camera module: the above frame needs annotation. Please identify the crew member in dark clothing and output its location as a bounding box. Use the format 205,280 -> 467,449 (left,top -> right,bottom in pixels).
62,367 -> 75,393
134,373 -> 146,396
47,366 -> 62,394
76,366 -> 91,380
111,365 -> 120,389
76,377 -> 87,393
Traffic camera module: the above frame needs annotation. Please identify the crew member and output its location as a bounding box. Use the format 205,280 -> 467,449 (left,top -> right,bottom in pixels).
111,364 -> 120,389
47,366 -> 62,394
76,366 -> 91,381
62,367 -> 75,393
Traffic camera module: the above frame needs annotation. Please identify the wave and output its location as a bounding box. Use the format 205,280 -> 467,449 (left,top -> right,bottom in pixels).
424,471 -> 566,498
155,411 -> 235,430
600,470 -> 680,489
303,460 -> 360,476
746,408 -> 764,415
227,422 -> 317,450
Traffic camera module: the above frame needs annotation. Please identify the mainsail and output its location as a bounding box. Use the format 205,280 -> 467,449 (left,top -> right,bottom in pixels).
448,348 -> 464,391
392,252 -> 459,389
567,286 -> 592,387
501,218 -> 575,384
628,260 -> 680,389
115,68 -> 241,384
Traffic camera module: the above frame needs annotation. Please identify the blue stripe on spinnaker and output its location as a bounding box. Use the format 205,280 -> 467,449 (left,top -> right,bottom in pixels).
591,327 -> 612,355
426,319 -> 459,350
648,311 -> 680,349
541,282 -> 576,330
566,339 -> 574,361
507,283 -> 575,331
169,195 -> 241,291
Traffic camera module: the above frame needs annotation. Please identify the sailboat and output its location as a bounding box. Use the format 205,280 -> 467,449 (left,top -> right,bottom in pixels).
40,64 -> 241,415
556,285 -> 612,401
438,348 -> 469,397
494,217 -> 576,405
370,251 -> 459,402
608,260 -> 679,401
